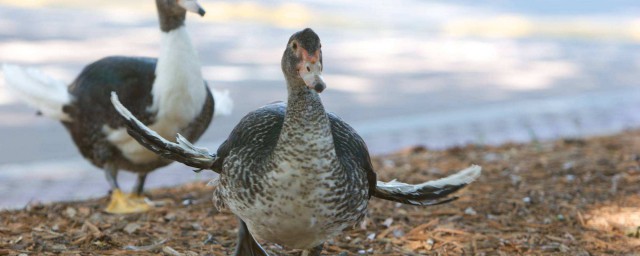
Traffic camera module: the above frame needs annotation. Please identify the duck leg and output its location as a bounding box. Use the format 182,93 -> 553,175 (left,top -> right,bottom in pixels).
133,173 -> 147,195
104,164 -> 150,214
127,173 -> 149,200
125,173 -> 156,207
235,219 -> 268,256
104,163 -> 120,190
301,244 -> 323,256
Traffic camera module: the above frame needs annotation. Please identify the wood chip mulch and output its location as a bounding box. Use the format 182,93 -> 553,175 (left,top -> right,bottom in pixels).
1,131 -> 640,255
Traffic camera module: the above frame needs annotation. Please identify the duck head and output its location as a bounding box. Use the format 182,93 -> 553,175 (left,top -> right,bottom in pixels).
177,0 -> 206,16
281,28 -> 326,93
156,0 -> 205,31
157,0 -> 205,16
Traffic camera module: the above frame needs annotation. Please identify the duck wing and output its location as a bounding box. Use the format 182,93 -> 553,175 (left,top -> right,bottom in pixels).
327,112 -> 481,206
212,102 -> 286,171
327,113 -> 378,197
374,165 -> 482,206
111,92 -> 216,170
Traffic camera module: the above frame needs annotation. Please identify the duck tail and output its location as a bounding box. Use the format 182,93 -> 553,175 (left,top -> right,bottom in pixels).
373,165 -> 481,206
211,88 -> 233,117
2,64 -> 72,121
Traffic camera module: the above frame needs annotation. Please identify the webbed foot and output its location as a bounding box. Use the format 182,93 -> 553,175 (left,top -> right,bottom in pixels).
105,189 -> 150,214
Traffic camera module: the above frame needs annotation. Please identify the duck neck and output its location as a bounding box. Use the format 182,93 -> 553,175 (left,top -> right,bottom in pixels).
149,3 -> 206,126
276,82 -> 334,155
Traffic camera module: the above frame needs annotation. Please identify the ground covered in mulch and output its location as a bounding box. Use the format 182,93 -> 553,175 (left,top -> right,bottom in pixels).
2,131 -> 640,255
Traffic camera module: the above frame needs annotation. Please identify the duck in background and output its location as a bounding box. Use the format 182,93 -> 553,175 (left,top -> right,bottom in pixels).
2,0 -> 233,214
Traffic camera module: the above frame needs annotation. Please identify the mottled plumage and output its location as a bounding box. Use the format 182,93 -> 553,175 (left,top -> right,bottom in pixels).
210,100 -> 371,249
112,28 -> 480,254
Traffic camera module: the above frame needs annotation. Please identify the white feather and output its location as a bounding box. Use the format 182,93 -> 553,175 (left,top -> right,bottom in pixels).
377,165 -> 482,193
211,88 -> 233,117
176,133 -> 215,165
176,133 -> 210,155
149,26 -> 207,127
2,63 -> 72,121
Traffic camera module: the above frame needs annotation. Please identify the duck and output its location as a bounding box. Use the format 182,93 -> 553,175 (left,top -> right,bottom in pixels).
2,0 -> 232,214
110,28 -> 480,255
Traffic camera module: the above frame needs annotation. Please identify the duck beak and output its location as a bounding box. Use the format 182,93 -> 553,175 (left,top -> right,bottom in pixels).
298,50 -> 325,93
179,0 -> 206,16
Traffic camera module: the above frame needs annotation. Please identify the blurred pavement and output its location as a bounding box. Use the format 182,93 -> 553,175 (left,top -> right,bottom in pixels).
1,0 -> 639,209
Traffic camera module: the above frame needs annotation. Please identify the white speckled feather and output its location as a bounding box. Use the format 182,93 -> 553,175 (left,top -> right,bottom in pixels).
377,165 -> 481,194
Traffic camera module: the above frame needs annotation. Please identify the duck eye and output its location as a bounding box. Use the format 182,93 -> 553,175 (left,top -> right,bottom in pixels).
292,42 -> 298,50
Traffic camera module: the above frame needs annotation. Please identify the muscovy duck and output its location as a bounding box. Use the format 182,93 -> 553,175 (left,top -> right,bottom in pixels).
2,0 -> 232,214
111,28 -> 479,254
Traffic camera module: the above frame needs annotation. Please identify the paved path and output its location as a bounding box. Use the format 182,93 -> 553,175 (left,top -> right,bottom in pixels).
1,0 -> 639,209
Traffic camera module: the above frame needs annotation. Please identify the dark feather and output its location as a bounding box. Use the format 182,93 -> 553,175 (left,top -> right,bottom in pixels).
327,112 -> 378,196
212,102 -> 286,172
